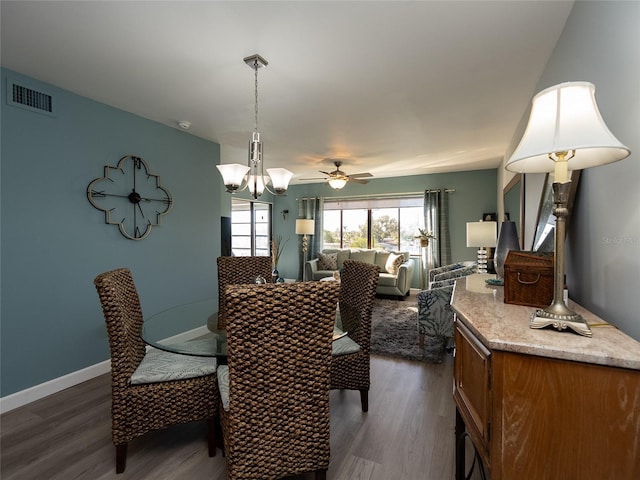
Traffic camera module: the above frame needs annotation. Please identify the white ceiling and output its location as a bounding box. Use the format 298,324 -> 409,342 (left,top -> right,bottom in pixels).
1,1 -> 574,185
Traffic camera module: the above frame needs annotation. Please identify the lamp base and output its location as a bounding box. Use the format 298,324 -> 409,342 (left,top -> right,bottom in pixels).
530,301 -> 592,337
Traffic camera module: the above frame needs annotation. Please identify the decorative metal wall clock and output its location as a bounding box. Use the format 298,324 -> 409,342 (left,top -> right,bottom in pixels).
87,155 -> 173,240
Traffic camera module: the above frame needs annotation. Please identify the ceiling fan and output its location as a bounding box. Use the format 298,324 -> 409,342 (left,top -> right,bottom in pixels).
301,160 -> 373,190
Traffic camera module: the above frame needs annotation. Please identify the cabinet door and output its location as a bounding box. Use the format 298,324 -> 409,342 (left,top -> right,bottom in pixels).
454,321 -> 491,464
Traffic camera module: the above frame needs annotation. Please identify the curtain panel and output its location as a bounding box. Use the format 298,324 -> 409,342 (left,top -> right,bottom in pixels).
423,189 -> 452,284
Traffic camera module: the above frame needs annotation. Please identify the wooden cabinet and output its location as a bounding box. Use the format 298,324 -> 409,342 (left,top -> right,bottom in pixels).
454,321 -> 491,470
452,278 -> 640,480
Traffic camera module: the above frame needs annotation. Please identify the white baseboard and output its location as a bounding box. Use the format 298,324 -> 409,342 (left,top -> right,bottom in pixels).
0,360 -> 111,414
0,326 -> 210,414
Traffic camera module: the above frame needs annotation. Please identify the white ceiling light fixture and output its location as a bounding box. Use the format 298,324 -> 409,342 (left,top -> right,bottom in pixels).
328,177 -> 348,190
216,54 -> 293,199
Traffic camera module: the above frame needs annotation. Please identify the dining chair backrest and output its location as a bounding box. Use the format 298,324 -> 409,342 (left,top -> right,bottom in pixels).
331,259 -> 380,412
216,255 -> 273,329
220,281 -> 339,480
95,267 -> 147,388
339,259 -> 380,355
94,267 -> 219,473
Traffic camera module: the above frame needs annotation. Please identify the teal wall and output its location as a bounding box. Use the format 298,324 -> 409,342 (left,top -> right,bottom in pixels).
272,170 -> 498,282
1,69 -> 222,396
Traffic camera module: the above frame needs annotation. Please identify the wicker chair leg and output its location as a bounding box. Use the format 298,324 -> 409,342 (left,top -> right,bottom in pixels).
115,443 -> 127,474
419,333 -> 424,349
207,419 -> 216,457
315,469 -> 327,480
360,389 -> 369,412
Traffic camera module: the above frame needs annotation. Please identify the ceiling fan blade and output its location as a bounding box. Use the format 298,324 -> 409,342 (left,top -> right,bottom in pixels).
319,170 -> 334,176
348,172 -> 373,178
300,177 -> 327,181
349,178 -> 370,184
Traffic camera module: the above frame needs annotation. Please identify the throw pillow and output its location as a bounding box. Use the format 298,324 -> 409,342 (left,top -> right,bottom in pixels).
385,252 -> 405,275
318,252 -> 338,270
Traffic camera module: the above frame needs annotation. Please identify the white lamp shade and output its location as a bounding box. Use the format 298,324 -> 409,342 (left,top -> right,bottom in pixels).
216,164 -> 249,189
247,175 -> 269,196
466,221 -> 497,248
295,219 -> 315,235
506,82 -> 630,173
328,177 -> 348,190
266,168 -> 293,193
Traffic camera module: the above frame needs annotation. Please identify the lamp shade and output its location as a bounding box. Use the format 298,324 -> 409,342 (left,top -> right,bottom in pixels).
466,221 -> 497,248
216,163 -> 250,191
247,174 -> 269,196
295,219 -> 315,235
266,168 -> 293,194
506,82 -> 630,175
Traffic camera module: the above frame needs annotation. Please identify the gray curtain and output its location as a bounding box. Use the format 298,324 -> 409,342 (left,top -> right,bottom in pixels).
424,189 -> 451,281
297,197 -> 324,280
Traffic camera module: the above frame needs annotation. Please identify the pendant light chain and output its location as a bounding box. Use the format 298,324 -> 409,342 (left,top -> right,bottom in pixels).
254,60 -> 259,134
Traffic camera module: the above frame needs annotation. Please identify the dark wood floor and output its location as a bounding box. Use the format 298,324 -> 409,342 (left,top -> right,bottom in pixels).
1,354 -> 466,480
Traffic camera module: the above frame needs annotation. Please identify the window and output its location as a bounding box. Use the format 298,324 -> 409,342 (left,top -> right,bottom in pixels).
231,199 -> 271,256
323,196 -> 424,255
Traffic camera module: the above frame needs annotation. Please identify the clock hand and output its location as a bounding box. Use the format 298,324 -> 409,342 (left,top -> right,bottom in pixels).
139,196 -> 171,203
89,190 -> 152,201
137,202 -> 146,219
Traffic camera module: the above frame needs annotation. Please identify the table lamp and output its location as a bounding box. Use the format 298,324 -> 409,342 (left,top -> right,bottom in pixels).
466,221 -> 497,274
506,81 -> 630,337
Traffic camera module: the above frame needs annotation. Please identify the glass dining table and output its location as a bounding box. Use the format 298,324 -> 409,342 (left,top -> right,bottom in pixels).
141,297 -> 352,362
142,298 -> 227,359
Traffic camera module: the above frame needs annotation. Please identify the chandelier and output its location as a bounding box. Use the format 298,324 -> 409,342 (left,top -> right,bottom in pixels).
216,54 -> 293,199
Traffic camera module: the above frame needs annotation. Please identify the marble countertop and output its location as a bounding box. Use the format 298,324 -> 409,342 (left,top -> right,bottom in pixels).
451,276 -> 640,371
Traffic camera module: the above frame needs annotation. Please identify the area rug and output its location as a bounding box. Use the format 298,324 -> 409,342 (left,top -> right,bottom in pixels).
369,297 -> 446,363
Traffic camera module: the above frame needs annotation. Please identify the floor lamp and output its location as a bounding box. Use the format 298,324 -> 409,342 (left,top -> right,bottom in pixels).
296,219 -> 315,281
506,81 -> 630,337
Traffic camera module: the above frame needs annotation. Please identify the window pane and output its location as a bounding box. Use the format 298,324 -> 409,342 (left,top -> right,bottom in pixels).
234,223 -> 251,236
231,199 -> 272,256
323,210 -> 341,249
321,196 -> 425,255
342,209 -> 367,249
372,208 -> 399,250
400,206 -> 424,255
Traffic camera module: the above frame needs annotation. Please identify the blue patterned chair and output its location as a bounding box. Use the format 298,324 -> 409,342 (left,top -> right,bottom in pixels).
417,262 -> 476,349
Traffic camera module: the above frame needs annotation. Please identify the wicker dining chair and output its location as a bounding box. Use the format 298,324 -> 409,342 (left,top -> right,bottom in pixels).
217,281 -> 340,480
216,255 -> 273,330
94,267 -> 219,474
330,259 -> 380,412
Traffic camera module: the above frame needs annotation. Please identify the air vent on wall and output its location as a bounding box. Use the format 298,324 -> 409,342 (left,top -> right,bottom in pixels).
7,80 -> 55,116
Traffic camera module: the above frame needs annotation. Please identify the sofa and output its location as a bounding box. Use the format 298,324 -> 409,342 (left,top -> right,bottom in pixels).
305,249 -> 415,299
416,261 -> 476,348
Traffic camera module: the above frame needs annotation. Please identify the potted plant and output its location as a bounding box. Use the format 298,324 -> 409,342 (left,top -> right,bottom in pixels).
415,228 -> 436,247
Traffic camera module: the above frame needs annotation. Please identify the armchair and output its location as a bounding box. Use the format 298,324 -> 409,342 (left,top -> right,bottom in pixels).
417,262 -> 476,350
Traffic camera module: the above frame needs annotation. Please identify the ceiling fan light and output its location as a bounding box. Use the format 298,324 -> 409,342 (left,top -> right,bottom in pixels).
266,168 -> 293,194
328,177 -> 347,190
217,164 -> 250,192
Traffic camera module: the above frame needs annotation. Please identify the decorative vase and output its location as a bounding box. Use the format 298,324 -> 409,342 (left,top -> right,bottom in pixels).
495,221 -> 520,279
419,237 -> 430,247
